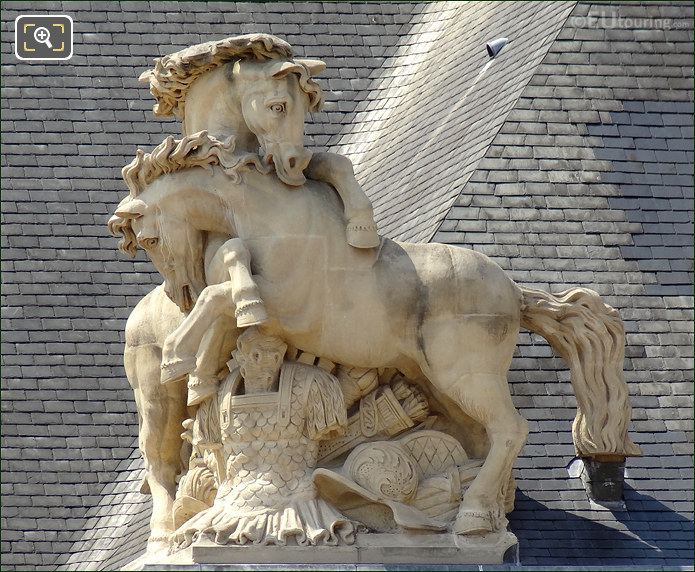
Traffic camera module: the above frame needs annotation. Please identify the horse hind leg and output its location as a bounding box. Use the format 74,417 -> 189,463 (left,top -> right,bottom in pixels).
126,343 -> 188,548
420,314 -> 527,534
450,372 -> 528,534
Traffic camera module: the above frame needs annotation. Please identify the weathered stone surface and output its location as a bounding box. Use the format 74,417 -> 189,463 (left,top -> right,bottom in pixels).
1,1 -> 692,570
131,532 -> 519,568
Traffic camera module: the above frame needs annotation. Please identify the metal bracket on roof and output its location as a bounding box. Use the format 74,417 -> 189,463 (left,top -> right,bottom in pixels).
568,455 -> 629,508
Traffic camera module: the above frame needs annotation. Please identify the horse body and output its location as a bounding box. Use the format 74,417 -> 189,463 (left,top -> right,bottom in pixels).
116,138 -> 638,542
262,237 -> 523,375
150,168 -> 521,370
122,165 -> 528,533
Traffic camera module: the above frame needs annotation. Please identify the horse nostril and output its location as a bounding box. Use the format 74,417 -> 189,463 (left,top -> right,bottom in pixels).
288,156 -> 297,169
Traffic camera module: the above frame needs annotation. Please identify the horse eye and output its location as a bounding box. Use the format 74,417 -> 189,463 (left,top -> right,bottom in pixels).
269,103 -> 285,114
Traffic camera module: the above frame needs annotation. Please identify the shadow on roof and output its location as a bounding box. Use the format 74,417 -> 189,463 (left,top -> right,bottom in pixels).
510,487 -> 693,566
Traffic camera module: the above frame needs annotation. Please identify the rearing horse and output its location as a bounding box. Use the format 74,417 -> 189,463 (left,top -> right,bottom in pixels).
115,37 -> 380,548
111,133 -> 640,538
112,34 -> 640,547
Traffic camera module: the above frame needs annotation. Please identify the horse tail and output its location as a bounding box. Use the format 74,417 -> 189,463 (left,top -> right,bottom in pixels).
519,287 -> 641,458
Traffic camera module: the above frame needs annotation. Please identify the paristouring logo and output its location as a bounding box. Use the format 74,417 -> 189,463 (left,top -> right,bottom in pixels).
570,12 -> 692,30
15,14 -> 73,61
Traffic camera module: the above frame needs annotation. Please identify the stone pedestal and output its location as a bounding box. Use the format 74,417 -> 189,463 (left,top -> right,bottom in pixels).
128,531 -> 518,570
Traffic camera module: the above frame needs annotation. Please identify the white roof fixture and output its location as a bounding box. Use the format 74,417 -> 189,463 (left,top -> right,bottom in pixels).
486,37 -> 509,58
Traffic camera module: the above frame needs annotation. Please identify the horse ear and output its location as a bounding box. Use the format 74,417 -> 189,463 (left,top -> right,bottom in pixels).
269,59 -> 326,79
269,60 -> 304,79
114,198 -> 147,219
296,59 -> 326,77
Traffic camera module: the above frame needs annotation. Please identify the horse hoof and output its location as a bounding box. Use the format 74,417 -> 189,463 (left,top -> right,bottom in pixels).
161,356 -> 196,384
187,377 -> 218,406
235,300 -> 268,328
453,510 -> 493,536
346,226 -> 380,249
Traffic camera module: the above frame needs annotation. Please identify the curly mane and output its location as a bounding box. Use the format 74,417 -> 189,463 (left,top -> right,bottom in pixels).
140,33 -> 309,118
109,131 -> 267,256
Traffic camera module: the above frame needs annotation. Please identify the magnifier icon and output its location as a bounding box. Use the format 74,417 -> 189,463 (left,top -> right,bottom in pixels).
33,26 -> 53,49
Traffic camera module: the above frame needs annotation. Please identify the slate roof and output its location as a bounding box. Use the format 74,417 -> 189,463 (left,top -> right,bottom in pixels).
432,2 -> 694,566
1,1 -> 693,570
333,1 -> 577,243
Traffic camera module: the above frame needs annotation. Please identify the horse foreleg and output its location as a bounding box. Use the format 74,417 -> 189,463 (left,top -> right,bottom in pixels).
126,343 -> 187,548
208,238 -> 268,327
161,238 -> 268,384
306,152 -> 379,248
187,318 -> 241,406
450,373 -> 528,535
161,282 -> 237,383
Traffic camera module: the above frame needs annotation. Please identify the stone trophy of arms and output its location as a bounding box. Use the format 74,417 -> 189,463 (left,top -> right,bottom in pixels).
109,34 -> 641,566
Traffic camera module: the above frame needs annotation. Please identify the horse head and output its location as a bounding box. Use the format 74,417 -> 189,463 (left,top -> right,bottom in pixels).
110,191 -> 207,314
233,57 -> 325,186
182,57 -> 325,187
110,131 -> 258,313
158,57 -> 321,188
142,34 -> 325,186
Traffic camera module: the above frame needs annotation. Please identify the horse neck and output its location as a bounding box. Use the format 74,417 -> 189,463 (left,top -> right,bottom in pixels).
160,170 -> 236,235
183,65 -> 258,153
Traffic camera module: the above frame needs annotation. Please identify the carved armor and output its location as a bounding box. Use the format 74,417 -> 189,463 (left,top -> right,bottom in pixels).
171,361 -> 357,548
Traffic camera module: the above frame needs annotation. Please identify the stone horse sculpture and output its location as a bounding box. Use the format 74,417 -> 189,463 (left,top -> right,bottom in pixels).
110,33 -> 641,549
111,134 -> 641,535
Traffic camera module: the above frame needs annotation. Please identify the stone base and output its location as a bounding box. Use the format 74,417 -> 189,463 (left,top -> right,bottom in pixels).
129,531 -> 518,570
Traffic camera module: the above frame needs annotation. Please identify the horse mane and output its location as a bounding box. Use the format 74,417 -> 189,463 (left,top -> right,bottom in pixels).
121,130 -> 259,196
139,33 -> 321,118
110,131 -> 267,256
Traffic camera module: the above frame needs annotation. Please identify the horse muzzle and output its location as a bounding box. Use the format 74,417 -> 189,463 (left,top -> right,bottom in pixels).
266,146 -> 312,187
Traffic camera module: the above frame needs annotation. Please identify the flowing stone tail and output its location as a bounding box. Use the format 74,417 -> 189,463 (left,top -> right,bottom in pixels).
519,287 -> 642,458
